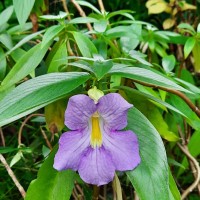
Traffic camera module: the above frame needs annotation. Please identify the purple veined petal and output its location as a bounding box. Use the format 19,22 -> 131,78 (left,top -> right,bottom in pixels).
53,130 -> 90,171
103,130 -> 141,171
65,94 -> 97,130
97,93 -> 132,130
78,147 -> 115,186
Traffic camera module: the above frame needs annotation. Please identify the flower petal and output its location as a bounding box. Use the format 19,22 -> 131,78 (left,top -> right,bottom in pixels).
103,130 -> 141,171
97,93 -> 132,130
65,94 -> 97,130
53,130 -> 90,171
78,147 -> 115,186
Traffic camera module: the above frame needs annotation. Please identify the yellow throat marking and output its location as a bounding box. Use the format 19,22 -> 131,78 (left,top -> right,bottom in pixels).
90,113 -> 103,148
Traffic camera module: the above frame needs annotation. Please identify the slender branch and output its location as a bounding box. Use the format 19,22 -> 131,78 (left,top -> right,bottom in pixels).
129,80 -> 200,117
70,0 -> 95,38
177,143 -> 200,199
40,127 -> 53,150
0,154 -> 26,198
18,114 -> 44,145
98,0 -> 105,13
0,128 -> 5,147
61,0 -> 71,20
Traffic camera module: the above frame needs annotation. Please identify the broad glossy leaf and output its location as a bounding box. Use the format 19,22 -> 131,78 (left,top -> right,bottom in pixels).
1,41 -> 51,90
109,65 -> 191,93
126,91 -> 179,141
25,146 -> 76,200
184,37 -> 196,59
126,108 -> 170,200
94,19 -> 107,33
162,55 -> 176,73
120,86 -> 186,117
93,60 -> 113,80
72,32 -> 98,58
42,25 -> 64,48
0,72 -> 90,127
13,0 -> 35,25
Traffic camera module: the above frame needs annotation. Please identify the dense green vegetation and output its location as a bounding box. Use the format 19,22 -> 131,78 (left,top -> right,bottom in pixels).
0,0 -> 200,199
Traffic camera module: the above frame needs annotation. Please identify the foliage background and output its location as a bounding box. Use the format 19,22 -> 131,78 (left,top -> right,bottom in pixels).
0,0 -> 200,200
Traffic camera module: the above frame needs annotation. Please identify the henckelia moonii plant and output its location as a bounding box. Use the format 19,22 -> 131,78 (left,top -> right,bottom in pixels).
54,87 -> 141,185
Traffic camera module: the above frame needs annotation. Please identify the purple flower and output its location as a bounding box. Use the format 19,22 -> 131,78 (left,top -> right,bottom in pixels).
53,93 -> 141,186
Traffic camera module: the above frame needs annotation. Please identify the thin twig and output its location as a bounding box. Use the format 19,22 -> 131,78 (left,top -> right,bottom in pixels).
70,0 -> 96,38
40,127 -> 53,150
67,40 -> 75,56
0,128 -> 5,147
125,80 -> 200,117
177,143 -> 200,199
18,114 -> 44,145
0,154 -> 26,198
98,0 -> 105,13
61,0 -> 71,20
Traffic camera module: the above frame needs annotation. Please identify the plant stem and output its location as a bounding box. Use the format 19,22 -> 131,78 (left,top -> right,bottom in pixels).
0,154 -> 26,198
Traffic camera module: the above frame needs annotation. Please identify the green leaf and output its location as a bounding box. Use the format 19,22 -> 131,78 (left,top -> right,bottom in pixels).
109,65 -> 191,93
94,19 -> 107,33
13,0 -> 35,25
192,42 -> 200,72
1,41 -> 51,90
69,17 -> 98,24
6,30 -> 45,55
126,108 -> 170,200
40,11 -> 67,21
93,60 -> 113,80
10,151 -> 22,167
178,23 -> 195,35
45,99 -> 66,132
0,147 -> 17,154
42,25 -> 64,48
0,48 -> 6,81
106,10 -> 134,19
48,42 -> 67,73
0,33 -> 13,49
169,94 -> 200,130
25,146 -> 76,200
169,169 -> 181,200
162,55 -> 176,73
76,0 -> 101,14
184,37 -> 196,59
126,91 -> 179,142
0,6 -> 13,27
0,72 -> 90,127
72,32 -> 98,58
129,50 -> 152,66
120,86 -> 186,117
